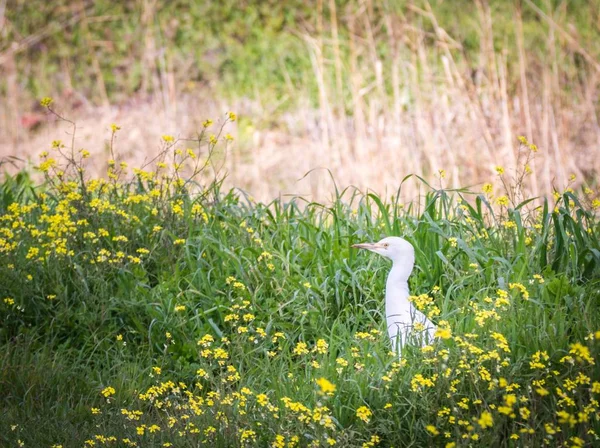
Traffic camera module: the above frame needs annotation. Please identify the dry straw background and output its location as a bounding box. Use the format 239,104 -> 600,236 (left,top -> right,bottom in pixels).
1,1 -> 599,202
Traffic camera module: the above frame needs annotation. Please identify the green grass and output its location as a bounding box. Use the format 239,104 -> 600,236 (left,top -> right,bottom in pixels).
4,1 -> 600,107
1,129 -> 600,447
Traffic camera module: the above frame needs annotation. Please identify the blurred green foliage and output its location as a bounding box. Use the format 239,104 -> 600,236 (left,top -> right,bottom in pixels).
3,0 -> 599,106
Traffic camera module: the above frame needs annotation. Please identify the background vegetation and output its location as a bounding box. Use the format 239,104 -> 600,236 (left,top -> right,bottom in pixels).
1,0 -> 600,199
3,1 -> 600,104
0,113 -> 599,445
1,1 -> 600,446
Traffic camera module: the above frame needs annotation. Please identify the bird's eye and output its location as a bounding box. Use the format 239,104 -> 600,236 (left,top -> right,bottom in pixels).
383,243 -> 389,248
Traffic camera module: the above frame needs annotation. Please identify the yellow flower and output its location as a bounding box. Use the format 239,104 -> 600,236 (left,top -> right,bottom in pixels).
435,327 -> 452,340
569,342 -> 595,364
228,111 -> 237,121
272,435 -> 285,448
336,357 -> 348,367
426,425 -> 439,435
40,97 -> 53,107
316,377 -> 336,395
38,158 -> 57,172
314,339 -> 328,354
529,350 -> 549,369
239,429 -> 256,443
556,410 -> 576,427
505,394 -> 517,406
509,282 -> 529,300
101,386 -> 116,398
495,166 -> 504,175
496,196 -> 509,207
233,281 -> 246,291
110,123 -> 121,132
162,135 -> 175,143
478,411 -> 493,429
571,437 -> 584,447
356,406 -> 372,423
482,183 -> 493,194
293,341 -> 309,356
536,387 -> 549,396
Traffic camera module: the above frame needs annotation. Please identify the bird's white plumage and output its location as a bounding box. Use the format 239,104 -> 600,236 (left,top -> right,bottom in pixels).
353,236 -> 436,355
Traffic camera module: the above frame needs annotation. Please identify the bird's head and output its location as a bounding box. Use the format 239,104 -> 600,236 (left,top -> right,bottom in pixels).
352,236 -> 415,267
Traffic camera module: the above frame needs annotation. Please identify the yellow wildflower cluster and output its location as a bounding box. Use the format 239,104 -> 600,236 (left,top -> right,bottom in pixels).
5,122 -> 599,447
316,377 -> 336,395
101,386 -> 115,398
408,294 -> 440,320
356,406 -> 373,423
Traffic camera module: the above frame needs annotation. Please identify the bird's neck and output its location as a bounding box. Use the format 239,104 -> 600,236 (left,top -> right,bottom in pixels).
386,263 -> 411,301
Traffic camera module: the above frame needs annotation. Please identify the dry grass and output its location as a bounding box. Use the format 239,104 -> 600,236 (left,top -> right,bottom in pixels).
1,1 -> 599,201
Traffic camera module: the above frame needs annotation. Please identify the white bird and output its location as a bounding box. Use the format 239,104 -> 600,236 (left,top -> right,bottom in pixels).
353,236 -> 437,355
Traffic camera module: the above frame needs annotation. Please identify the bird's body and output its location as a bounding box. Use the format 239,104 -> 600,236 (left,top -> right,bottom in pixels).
353,236 -> 436,355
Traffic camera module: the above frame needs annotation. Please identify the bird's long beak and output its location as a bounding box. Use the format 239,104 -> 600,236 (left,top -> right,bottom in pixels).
352,242 -> 382,251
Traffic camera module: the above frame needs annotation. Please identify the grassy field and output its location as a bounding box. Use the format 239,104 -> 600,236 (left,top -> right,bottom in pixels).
1,104 -> 599,447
